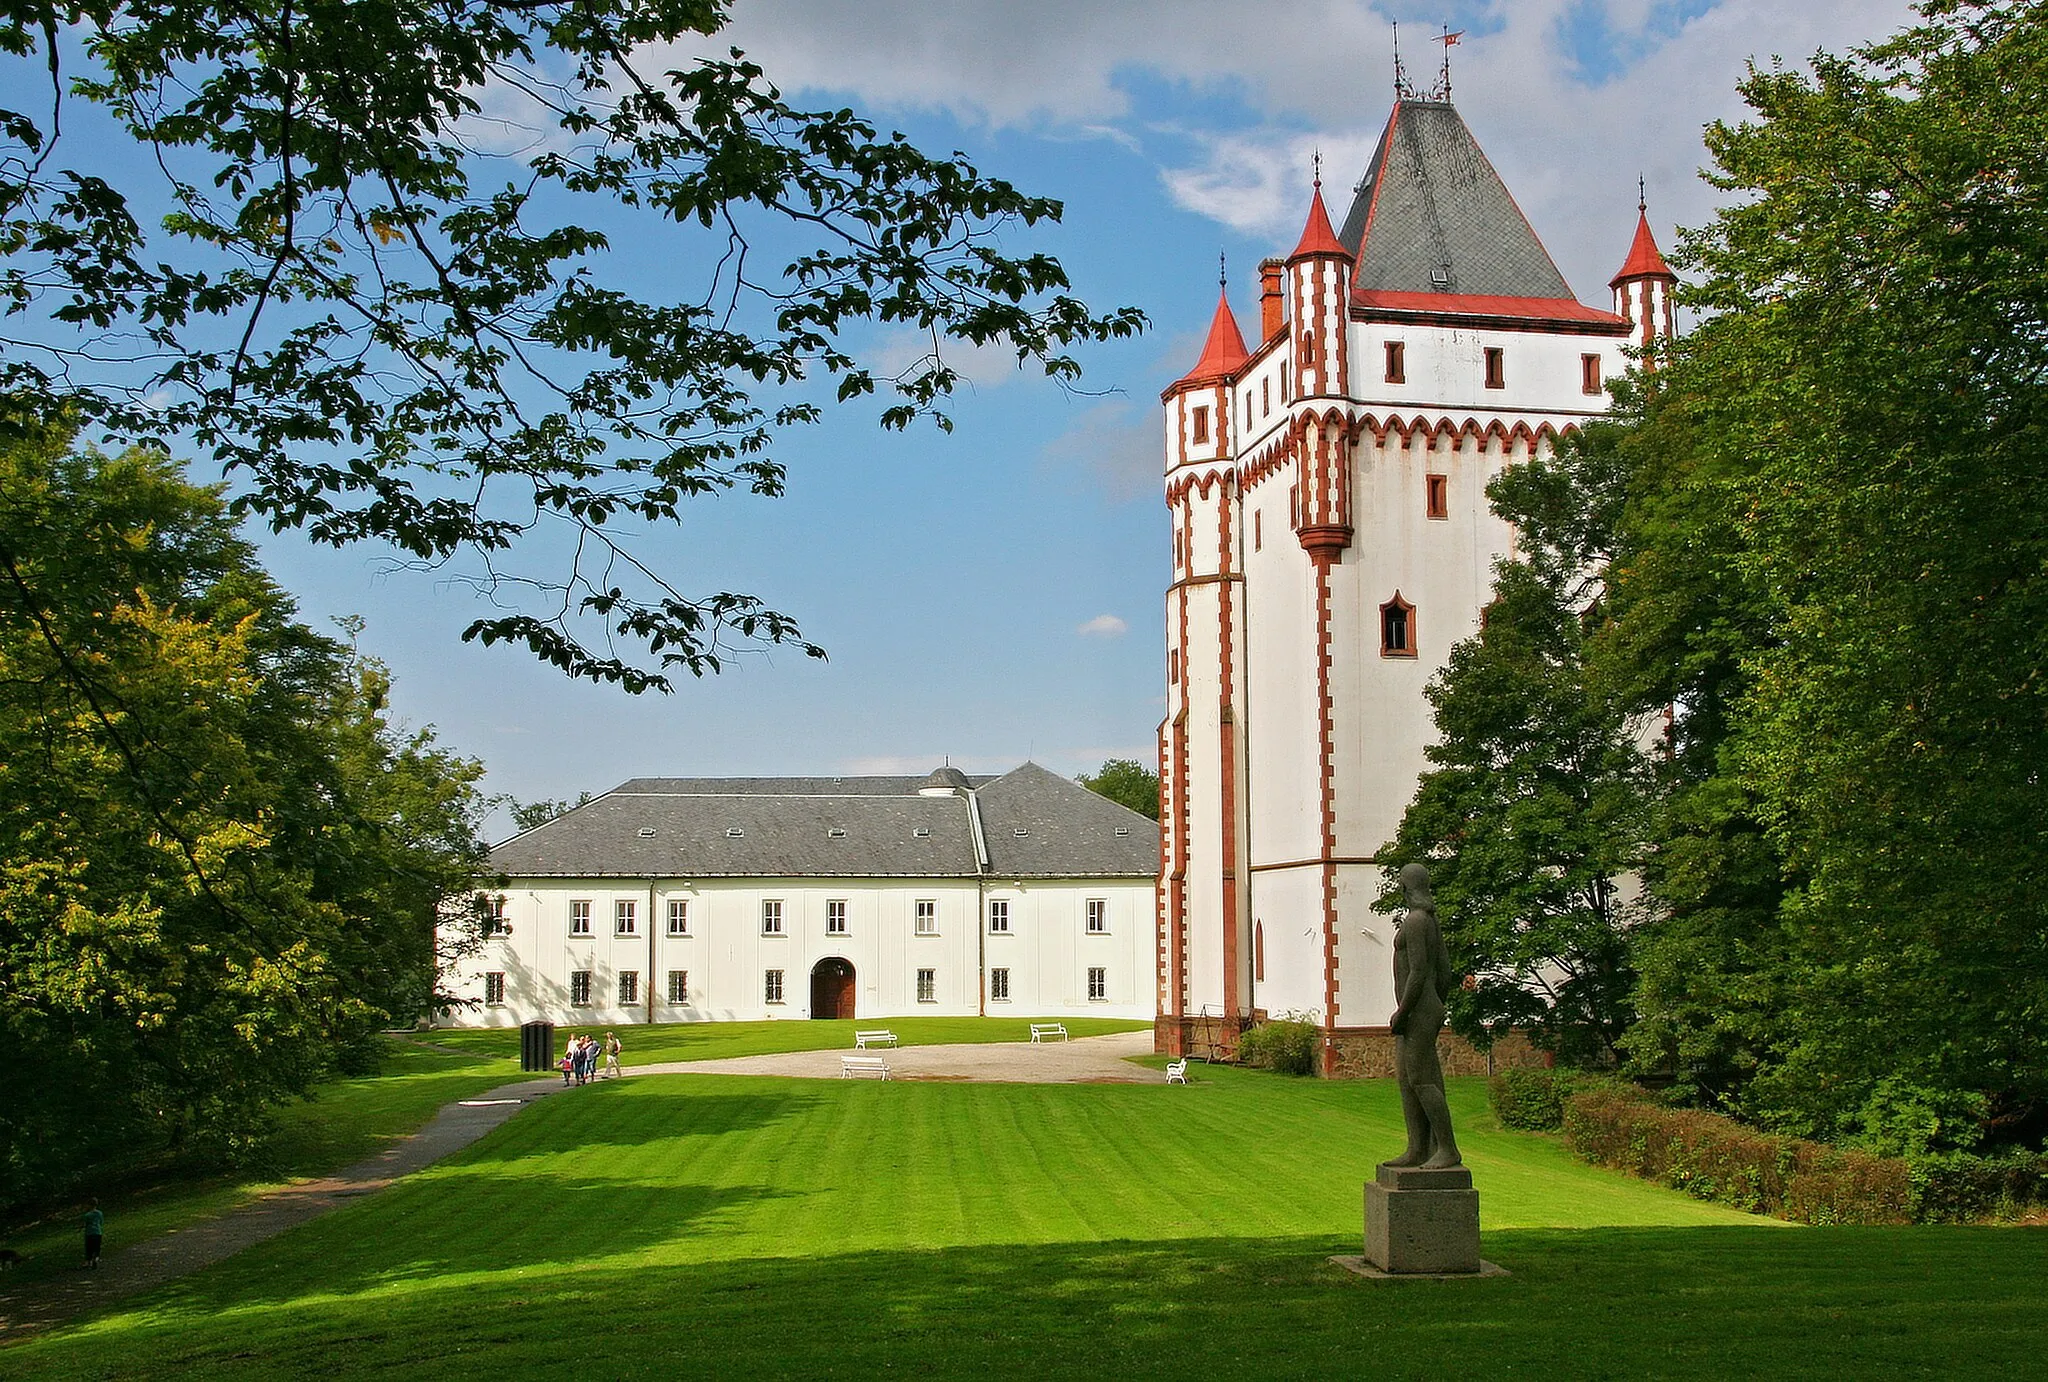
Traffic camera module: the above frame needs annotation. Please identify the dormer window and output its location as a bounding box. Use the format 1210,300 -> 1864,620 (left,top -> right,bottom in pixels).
726,827 -> 744,838
913,827 -> 932,839
828,827 -> 846,839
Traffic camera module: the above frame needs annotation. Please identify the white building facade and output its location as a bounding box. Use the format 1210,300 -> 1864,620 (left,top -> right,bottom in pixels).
1156,93 -> 1676,1072
444,764 -> 1159,1026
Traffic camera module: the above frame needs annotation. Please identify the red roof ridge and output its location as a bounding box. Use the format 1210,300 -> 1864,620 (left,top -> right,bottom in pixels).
1610,209 -> 1675,287
1290,181 -> 1347,260
1176,288 -> 1250,386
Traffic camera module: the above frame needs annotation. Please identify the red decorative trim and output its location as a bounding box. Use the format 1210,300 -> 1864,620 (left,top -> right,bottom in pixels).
1217,487 -> 1241,1020
1315,558 -> 1340,1068
1352,289 -> 1628,334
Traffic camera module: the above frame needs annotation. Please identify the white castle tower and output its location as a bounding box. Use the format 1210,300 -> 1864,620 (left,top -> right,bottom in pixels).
1156,88 -> 1677,1071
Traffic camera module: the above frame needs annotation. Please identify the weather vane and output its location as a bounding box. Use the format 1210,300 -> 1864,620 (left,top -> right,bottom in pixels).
1433,25 -> 1463,102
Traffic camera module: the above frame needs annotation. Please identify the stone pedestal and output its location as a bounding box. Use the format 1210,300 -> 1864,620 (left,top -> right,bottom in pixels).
1363,1163 -> 1481,1274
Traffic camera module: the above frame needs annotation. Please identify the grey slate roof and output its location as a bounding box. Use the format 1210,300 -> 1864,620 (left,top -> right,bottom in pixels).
975,763 -> 1159,879
1338,99 -> 1576,301
490,764 -> 1157,881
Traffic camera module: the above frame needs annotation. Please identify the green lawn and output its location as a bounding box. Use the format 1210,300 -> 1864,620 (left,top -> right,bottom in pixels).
0,1039 -> 511,1290
429,1014 -> 1152,1067
6,1048 -> 2042,1378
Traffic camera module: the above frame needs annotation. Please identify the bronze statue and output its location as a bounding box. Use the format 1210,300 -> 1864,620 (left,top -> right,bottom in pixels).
1386,862 -> 1462,1169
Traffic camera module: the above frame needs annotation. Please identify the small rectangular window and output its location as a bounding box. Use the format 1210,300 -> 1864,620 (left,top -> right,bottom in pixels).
1086,898 -> 1108,934
765,969 -> 784,1004
1582,353 -> 1604,395
1253,509 -> 1262,551
1484,346 -> 1505,389
1169,648 -> 1180,685
762,899 -> 783,935
827,899 -> 848,935
615,900 -> 637,936
988,899 -> 1011,934
483,896 -> 509,937
1262,376 -> 1270,417
618,970 -> 639,1006
570,899 -> 592,936
1426,474 -> 1448,520
1191,404 -> 1209,444
990,967 -> 1011,1002
667,969 -> 689,1004
915,899 -> 937,936
1087,967 -> 1107,1002
667,899 -> 689,936
1385,340 -> 1406,384
570,970 -> 592,1006
1280,361 -> 1290,400
916,968 -> 936,1003
484,972 -> 506,1006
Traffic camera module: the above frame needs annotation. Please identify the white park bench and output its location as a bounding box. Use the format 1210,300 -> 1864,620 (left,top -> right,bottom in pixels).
841,1055 -> 890,1080
1030,1023 -> 1068,1043
1166,1058 -> 1189,1084
853,1029 -> 899,1049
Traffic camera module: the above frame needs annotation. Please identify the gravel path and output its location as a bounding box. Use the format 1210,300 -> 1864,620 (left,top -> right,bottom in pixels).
0,1031 -> 1162,1342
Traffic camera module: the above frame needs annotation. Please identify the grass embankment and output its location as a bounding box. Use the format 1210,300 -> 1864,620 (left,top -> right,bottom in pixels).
431,1014 -> 1152,1066
0,1039 -> 509,1288
8,1045 -> 2043,1378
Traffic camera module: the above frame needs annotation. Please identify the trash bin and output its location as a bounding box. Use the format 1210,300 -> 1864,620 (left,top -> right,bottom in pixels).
520,1020 -> 556,1073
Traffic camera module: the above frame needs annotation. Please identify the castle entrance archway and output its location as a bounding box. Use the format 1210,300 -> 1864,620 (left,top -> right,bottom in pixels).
810,957 -> 855,1020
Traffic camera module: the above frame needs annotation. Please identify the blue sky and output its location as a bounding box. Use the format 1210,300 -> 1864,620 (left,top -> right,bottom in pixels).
239,0 -> 1917,831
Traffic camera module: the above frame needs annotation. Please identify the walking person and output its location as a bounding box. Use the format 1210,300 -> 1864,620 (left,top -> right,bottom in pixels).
560,1034 -> 578,1086
81,1198 -> 103,1270
602,1031 -> 622,1079
575,1033 -> 595,1085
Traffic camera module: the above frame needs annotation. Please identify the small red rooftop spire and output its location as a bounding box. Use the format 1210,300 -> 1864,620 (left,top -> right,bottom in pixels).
1290,175 -> 1347,261
1610,193 -> 1675,288
1176,275 -> 1249,385
1610,185 -> 1677,352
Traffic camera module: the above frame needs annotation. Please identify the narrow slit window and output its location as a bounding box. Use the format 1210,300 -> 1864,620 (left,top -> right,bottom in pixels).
1191,404 -> 1209,444
1582,353 -> 1604,395
1381,593 -> 1417,657
1254,509 -> 1263,551
1425,474 -> 1448,520
1484,347 -> 1505,390
1385,340 -> 1406,384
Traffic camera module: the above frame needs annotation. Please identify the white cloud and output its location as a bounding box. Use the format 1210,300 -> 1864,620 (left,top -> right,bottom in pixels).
869,326 -> 1032,391
1077,614 -> 1130,639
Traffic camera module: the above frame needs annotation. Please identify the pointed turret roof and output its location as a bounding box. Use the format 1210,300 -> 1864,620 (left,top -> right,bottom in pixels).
1176,287 -> 1249,386
1338,99 -> 1621,327
1290,181 -> 1347,259
1609,208 -> 1675,287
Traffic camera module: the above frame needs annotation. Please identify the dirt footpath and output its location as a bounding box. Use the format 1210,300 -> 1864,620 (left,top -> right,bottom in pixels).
631,1029 -> 1162,1083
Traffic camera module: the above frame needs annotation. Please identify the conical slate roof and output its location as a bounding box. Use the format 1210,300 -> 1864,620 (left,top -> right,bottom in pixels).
1339,99 -> 1575,301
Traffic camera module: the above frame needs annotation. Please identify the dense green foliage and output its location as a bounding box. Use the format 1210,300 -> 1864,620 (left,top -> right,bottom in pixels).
1076,757 -> 1161,820
9,1063 -> 2047,1380
1386,1 -> 2048,1156
1488,1067 -> 1591,1132
0,1 -> 1142,688
1234,1016 -> 1319,1074
0,420 -> 489,1211
1563,1085 -> 1914,1225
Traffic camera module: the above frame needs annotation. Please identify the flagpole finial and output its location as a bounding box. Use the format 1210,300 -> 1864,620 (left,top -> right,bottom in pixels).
1312,149 -> 1323,189
1219,249 -> 1227,291
1638,174 -> 1647,213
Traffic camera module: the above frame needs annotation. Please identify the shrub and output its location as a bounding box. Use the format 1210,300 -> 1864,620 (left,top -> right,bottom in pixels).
1909,1151 -> 2048,1223
1489,1068 -> 1587,1131
1562,1085 -> 1912,1225
1236,1018 -> 1319,1076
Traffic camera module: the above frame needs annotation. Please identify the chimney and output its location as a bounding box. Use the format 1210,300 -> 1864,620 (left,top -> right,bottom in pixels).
1259,258 -> 1285,342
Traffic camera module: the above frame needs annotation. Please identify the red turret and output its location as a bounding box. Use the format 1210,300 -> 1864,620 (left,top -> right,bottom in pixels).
1610,201 -> 1677,353
1177,287 -> 1249,387
1289,181 -> 1348,262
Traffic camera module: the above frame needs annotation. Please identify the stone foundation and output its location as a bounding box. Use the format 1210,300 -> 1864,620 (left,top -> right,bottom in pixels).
1154,1011 -> 1262,1060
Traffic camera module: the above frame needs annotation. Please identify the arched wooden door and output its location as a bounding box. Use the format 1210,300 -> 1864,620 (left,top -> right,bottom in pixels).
810,957 -> 855,1019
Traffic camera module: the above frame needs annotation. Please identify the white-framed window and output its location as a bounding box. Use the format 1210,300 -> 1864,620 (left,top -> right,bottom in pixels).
570,899 -> 592,936
666,899 -> 689,936
990,968 -> 1010,1002
1086,899 -> 1108,934
827,899 -> 848,935
914,899 -> 937,936
988,898 -> 1010,934
570,970 -> 593,1005
618,970 -> 639,1005
483,972 -> 506,1006
667,969 -> 689,1004
615,899 -> 637,936
482,896 -> 509,937
765,969 -> 785,1004
762,899 -> 784,935
916,968 -> 936,1003
1087,967 -> 1107,1002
